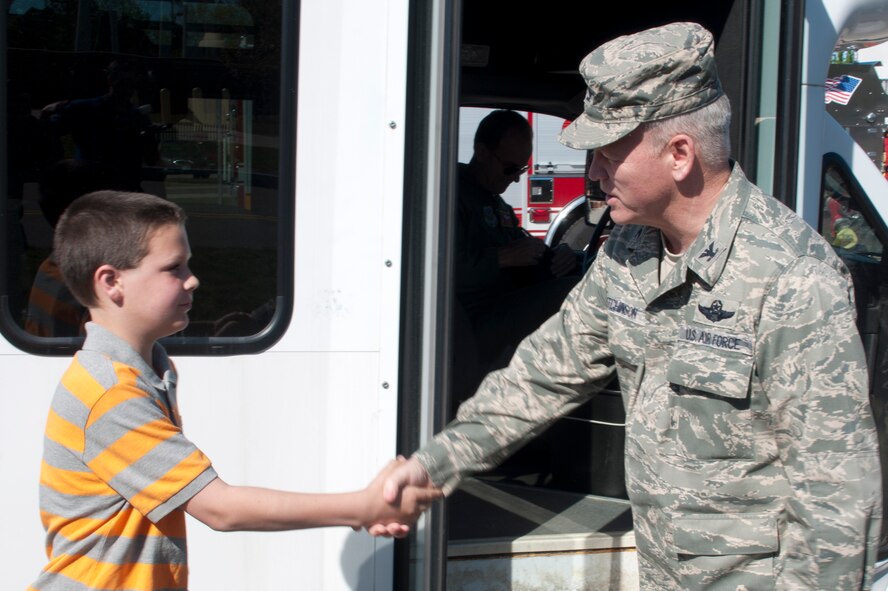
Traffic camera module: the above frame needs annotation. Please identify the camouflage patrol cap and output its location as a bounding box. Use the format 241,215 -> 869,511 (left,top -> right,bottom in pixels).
559,22 -> 723,150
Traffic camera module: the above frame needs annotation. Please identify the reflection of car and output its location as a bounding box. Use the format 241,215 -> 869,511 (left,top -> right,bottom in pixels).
164,157 -> 213,178
160,125 -> 217,178
164,160 -> 215,179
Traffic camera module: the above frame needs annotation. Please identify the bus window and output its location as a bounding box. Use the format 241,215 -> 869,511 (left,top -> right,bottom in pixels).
3,0 -> 293,354
821,11 -> 888,545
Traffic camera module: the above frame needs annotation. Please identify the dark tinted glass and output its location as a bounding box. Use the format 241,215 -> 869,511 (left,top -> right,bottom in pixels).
4,0 -> 288,352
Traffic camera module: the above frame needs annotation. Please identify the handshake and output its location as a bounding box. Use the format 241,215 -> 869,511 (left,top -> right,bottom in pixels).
359,456 -> 441,538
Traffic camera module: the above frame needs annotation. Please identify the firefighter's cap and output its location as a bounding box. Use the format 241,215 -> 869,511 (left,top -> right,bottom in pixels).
559,22 -> 723,150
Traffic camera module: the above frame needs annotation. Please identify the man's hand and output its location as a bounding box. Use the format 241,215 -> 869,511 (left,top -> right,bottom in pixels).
549,243 -> 579,277
363,457 -> 440,538
366,456 -> 437,537
498,236 -> 548,267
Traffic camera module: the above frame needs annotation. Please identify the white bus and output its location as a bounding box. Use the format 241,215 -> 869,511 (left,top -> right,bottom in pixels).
2,0 -> 886,589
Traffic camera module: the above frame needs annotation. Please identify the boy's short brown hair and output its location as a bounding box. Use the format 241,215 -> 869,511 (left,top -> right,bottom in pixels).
54,191 -> 186,307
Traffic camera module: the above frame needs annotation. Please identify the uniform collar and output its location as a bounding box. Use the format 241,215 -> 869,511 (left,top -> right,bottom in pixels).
684,163 -> 748,288
627,163 -> 748,304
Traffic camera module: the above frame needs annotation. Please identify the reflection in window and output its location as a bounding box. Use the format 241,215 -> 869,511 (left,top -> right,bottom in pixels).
826,36 -> 888,177
820,165 -> 883,260
5,0 -> 286,349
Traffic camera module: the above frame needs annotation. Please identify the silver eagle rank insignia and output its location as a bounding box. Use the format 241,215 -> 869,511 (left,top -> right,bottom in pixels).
699,241 -> 720,261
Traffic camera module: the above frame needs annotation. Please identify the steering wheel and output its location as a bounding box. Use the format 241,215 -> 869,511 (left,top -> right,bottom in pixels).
582,205 -> 613,272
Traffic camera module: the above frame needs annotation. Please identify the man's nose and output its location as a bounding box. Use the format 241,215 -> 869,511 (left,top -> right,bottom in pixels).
587,152 -> 606,181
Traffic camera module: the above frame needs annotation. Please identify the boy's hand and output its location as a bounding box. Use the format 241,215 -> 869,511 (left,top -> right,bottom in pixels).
362,457 -> 440,538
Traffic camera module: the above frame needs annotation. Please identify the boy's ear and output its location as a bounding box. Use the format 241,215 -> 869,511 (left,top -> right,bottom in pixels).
95,264 -> 124,306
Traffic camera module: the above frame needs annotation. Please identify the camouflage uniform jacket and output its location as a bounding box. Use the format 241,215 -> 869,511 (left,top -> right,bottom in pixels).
415,164 -> 882,589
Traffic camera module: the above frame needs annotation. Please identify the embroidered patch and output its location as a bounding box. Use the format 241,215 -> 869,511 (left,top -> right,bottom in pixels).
483,206 -> 497,228
497,207 -> 515,228
698,300 -> 734,322
694,297 -> 740,327
679,324 -> 752,355
607,297 -> 647,325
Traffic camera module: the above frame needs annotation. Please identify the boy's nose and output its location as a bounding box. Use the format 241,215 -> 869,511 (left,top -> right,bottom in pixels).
185,273 -> 200,291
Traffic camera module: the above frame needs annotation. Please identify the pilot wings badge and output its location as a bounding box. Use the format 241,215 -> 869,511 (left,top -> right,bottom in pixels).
698,299 -> 734,322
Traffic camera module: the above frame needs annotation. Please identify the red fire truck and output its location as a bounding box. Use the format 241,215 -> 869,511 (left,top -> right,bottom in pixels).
524,112 -> 588,237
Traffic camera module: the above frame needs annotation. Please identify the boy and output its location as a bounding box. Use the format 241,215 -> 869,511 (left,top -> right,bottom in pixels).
29,191 -> 438,591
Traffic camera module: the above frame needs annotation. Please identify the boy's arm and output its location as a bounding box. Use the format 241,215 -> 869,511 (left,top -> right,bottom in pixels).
183,458 -> 441,534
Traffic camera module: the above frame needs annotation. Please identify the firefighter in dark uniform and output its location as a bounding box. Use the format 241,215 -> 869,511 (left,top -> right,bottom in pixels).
453,110 -> 579,401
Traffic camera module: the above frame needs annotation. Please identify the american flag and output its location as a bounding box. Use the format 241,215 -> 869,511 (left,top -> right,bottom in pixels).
825,75 -> 862,105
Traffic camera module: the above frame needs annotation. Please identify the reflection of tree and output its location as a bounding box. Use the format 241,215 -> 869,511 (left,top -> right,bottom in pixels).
9,0 -> 150,53
8,0 -> 76,50
206,1 -> 282,116
94,0 -> 149,21
831,48 -> 858,64
11,1 -> 283,66
240,0 -> 281,64
187,2 -> 253,27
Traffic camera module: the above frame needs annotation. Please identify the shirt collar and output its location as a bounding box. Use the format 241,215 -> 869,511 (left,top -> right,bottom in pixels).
81,322 -> 175,392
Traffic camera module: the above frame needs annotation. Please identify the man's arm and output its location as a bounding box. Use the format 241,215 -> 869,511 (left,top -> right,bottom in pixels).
454,194 -> 548,301
759,257 -> 881,588
375,261 -> 614,518
184,458 -> 441,536
495,236 -> 548,268
368,268 -> 612,537
455,233 -> 543,298
548,243 -> 580,277
426,260 -> 613,492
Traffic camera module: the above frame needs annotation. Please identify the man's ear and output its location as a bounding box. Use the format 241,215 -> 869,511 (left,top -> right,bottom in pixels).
95,264 -> 124,306
474,141 -> 491,162
666,134 -> 696,182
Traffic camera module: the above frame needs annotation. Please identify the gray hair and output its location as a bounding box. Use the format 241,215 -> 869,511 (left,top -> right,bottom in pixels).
643,94 -> 732,169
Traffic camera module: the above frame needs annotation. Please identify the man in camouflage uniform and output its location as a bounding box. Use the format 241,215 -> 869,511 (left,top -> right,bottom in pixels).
375,22 -> 882,589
